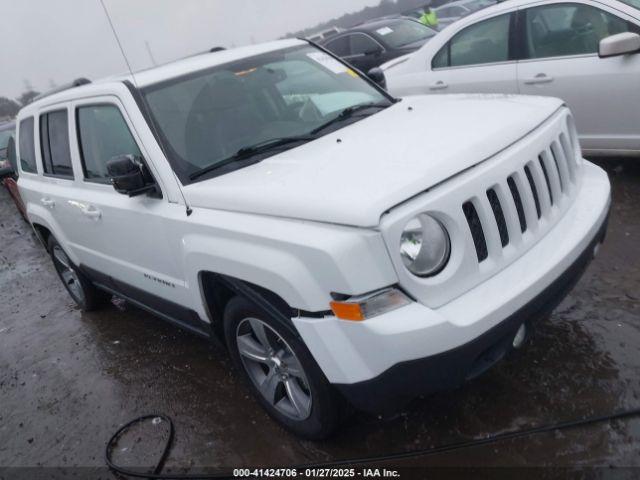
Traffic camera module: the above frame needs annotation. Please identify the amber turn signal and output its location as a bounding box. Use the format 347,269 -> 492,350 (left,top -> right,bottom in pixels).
330,288 -> 411,321
329,301 -> 365,321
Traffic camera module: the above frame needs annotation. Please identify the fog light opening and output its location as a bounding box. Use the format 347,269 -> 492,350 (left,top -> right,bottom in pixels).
513,324 -> 527,349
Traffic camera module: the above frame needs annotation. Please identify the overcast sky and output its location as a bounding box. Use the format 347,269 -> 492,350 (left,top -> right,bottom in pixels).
1,0 -> 382,100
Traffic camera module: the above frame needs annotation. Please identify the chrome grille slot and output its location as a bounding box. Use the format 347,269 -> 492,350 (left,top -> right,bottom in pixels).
486,188 -> 509,247
524,164 -> 542,219
540,149 -> 562,204
549,147 -> 564,193
559,132 -> 576,183
462,201 -> 488,262
538,155 -> 554,206
551,140 -> 572,193
507,176 -> 527,233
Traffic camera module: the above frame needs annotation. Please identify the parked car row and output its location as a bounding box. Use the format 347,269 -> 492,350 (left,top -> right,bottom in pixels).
433,0 -> 498,30
320,17 -> 438,72
403,0 -> 498,29
314,0 -> 640,159
317,0 -> 500,74
381,0 -> 640,158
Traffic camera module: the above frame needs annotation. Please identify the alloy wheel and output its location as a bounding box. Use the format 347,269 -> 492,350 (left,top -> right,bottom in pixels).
52,246 -> 85,304
236,317 -> 312,421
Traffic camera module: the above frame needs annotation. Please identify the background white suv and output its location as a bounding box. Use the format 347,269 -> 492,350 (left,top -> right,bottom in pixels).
15,39 -> 611,438
382,0 -> 640,158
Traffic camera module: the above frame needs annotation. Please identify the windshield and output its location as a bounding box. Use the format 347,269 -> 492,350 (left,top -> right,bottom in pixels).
143,44 -> 390,183
618,0 -> 640,9
375,20 -> 437,48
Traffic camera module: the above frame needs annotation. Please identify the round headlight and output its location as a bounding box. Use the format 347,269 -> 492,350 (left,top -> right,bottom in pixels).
400,214 -> 450,277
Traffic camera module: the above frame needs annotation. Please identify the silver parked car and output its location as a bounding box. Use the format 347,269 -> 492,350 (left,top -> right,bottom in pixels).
434,0 -> 497,29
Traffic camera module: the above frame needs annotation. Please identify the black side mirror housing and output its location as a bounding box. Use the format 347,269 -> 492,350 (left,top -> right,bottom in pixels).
106,155 -> 157,197
367,67 -> 387,89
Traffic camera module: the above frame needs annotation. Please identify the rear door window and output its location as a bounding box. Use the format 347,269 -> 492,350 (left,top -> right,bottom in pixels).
432,44 -> 450,69
524,3 -> 640,59
450,13 -> 511,66
76,105 -> 141,182
18,117 -> 37,174
40,110 -> 74,178
432,13 -> 512,69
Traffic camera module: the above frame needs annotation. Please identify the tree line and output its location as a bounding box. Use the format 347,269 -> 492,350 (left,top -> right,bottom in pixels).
0,90 -> 40,120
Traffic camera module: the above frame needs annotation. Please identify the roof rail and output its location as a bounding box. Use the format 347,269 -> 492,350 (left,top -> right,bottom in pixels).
32,78 -> 91,103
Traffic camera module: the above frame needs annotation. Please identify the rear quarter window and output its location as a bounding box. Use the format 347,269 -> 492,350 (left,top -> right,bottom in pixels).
40,110 -> 74,178
18,117 -> 37,174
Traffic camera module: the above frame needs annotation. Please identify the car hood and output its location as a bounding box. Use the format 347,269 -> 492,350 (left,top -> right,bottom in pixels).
380,52 -> 414,71
184,95 -> 564,227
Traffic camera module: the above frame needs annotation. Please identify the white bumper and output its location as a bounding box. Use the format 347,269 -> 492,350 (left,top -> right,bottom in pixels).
293,161 -> 610,385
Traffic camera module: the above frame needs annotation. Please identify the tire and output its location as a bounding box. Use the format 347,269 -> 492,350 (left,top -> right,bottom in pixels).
48,236 -> 110,311
224,296 -> 343,439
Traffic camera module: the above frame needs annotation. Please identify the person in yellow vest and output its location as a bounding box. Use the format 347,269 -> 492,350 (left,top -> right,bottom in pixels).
420,7 -> 439,28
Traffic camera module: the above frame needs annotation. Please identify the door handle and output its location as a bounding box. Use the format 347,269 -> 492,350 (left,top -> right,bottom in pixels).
429,80 -> 449,91
524,73 -> 554,85
40,197 -> 55,208
81,205 -> 102,220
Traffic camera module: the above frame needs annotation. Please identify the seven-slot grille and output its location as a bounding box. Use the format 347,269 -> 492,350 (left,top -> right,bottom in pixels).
462,128 -> 579,264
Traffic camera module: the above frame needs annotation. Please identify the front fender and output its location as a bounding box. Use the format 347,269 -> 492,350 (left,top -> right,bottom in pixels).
182,212 -> 398,314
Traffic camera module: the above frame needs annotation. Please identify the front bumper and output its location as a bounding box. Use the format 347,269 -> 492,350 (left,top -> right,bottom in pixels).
334,213 -> 607,412
292,161 -> 611,412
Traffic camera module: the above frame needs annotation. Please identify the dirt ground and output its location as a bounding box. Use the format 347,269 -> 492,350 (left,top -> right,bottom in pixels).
0,159 -> 639,478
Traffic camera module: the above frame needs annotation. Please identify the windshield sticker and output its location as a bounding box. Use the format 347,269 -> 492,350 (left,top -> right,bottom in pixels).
307,52 -> 348,74
376,27 -> 393,36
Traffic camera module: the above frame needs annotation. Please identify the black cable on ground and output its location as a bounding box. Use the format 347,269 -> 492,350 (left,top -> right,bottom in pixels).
106,407 -> 640,479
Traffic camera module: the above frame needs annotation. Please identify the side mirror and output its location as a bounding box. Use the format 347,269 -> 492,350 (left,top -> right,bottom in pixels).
599,32 -> 640,58
106,154 -> 157,197
367,67 -> 387,89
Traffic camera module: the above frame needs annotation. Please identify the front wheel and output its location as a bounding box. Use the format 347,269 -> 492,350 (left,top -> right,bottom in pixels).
224,296 -> 344,439
48,236 -> 110,311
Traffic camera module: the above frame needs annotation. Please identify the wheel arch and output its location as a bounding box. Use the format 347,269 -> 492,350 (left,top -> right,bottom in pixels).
199,272 -> 303,342
32,222 -> 52,251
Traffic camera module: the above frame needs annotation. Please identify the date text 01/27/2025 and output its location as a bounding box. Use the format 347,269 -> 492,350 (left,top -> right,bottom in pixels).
232,468 -> 401,478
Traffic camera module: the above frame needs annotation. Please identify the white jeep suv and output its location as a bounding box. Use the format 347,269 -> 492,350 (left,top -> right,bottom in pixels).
15,39 -> 611,439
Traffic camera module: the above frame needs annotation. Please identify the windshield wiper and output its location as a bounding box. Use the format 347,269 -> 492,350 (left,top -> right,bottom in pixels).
234,135 -> 317,158
189,135 -> 316,181
310,101 -> 391,135
189,103 -> 392,181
